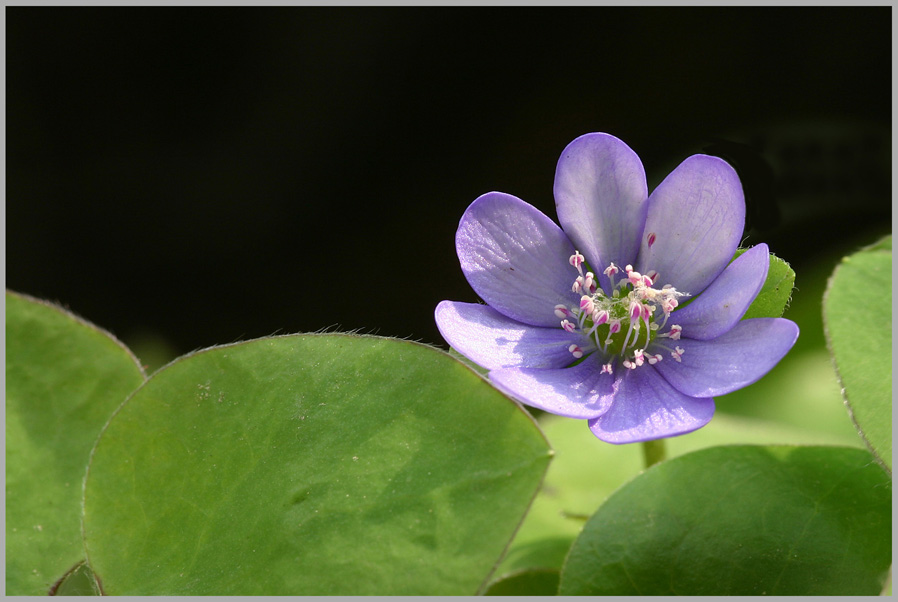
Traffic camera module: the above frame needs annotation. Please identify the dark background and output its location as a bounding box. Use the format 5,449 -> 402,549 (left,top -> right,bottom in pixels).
7,7 -> 892,367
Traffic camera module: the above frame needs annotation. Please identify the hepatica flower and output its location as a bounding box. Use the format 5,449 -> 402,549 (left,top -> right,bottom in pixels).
435,133 -> 799,443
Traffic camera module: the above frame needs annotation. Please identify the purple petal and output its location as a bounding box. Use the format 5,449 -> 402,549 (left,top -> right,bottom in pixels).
554,133 -> 648,291
588,367 -> 715,444
456,192 -> 578,327
635,155 -> 745,297
652,318 -> 799,398
435,300 -> 590,371
668,243 -> 770,340
489,358 -> 618,419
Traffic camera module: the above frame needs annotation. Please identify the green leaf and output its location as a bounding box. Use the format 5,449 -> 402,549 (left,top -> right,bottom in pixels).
823,235 -> 892,473
484,568 -> 560,595
6,291 -> 146,595
558,445 -> 892,595
494,405 -> 864,577
734,247 -> 796,319
82,334 -> 551,595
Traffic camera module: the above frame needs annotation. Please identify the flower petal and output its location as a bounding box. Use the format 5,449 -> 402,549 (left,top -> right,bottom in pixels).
435,300 -> 589,371
668,243 -> 770,340
489,359 -> 618,419
554,133 -> 648,291
456,192 -> 578,327
635,154 -> 745,297
652,318 -> 799,398
587,367 -> 715,444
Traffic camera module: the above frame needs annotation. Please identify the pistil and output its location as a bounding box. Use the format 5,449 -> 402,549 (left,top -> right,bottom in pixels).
556,250 -> 689,373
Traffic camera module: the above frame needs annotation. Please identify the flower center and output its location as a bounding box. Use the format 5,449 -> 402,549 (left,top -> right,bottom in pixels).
554,250 -> 689,374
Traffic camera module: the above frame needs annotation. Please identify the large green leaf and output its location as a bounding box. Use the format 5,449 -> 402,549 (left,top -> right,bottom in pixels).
82,334 -> 551,595
823,235 -> 892,473
6,291 -> 146,595
492,405 -> 864,581
558,445 -> 891,595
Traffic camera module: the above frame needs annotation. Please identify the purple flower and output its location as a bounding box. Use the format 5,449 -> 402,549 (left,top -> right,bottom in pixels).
435,133 -> 799,444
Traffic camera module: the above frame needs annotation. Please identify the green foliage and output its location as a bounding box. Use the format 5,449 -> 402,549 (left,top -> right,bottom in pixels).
736,247 -> 796,319
823,235 -> 892,473
81,334 -> 551,595
6,291 -> 146,595
9,264 -> 889,597
558,445 -> 892,595
492,407 -> 864,582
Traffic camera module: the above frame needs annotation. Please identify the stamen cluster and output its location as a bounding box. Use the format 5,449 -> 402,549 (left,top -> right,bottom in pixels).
553,251 -> 689,373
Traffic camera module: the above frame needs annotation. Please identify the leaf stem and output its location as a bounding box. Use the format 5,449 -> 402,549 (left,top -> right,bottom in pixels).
641,438 -> 666,469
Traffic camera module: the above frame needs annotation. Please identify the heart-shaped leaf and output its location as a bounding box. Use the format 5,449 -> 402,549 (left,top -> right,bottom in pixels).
558,445 -> 891,595
82,334 -> 551,595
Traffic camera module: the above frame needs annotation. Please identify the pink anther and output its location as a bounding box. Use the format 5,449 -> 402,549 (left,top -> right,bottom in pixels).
583,272 -> 596,293
662,298 -> 679,314
600,363 -> 613,375
665,324 -> 682,340
568,344 -> 584,359
580,295 -> 595,314
629,301 -> 642,320
561,319 -> 576,333
554,304 -> 572,319
569,251 -> 585,270
593,309 -> 609,325
671,346 -> 685,362
647,232 -> 656,248
640,303 -> 652,320
603,263 -> 619,277
646,353 -> 662,365
633,349 -> 645,366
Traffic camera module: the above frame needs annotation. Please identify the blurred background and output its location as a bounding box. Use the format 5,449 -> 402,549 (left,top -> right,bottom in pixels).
7,5 -> 891,422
